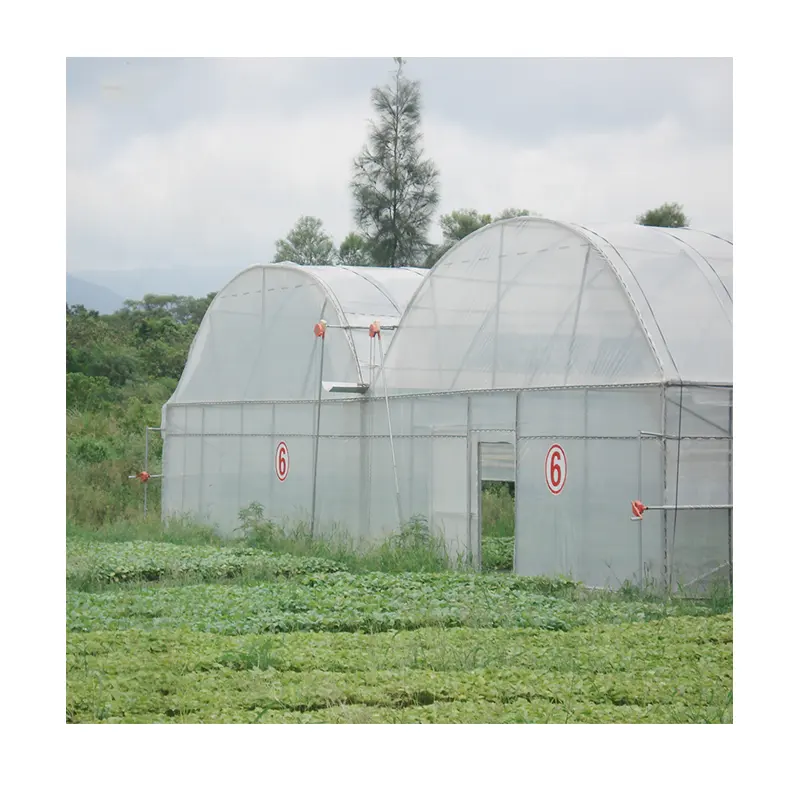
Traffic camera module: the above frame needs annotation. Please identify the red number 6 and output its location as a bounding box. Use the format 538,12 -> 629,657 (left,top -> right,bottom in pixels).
546,444 -> 566,495
550,450 -> 561,487
276,442 -> 289,482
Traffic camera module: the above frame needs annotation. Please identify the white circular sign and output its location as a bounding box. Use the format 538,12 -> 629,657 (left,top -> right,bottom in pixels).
275,441 -> 289,482
545,444 -> 566,495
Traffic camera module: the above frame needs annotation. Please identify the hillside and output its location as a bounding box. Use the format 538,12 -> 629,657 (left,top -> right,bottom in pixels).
66,275 -> 125,314
68,266 -> 240,307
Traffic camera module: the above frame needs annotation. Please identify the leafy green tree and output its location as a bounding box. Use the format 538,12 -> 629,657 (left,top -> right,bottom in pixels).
494,208 -> 534,220
442,209 -> 493,242
424,208 -> 492,267
636,202 -> 689,228
66,373 -> 118,411
424,207 -> 540,267
273,216 -> 336,265
351,57 -> 440,267
121,293 -> 216,326
337,232 -> 372,266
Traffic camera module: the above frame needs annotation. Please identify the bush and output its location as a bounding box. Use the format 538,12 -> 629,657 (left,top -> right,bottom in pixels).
483,537 -> 514,571
481,484 -> 515,538
66,373 -> 119,412
235,503 -> 450,574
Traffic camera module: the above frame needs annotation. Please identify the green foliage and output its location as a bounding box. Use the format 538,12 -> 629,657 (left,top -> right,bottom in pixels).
481,482 -> 515,538
67,567 -> 718,637
66,614 -> 732,723
483,538 -> 514,571
273,216 -> 336,265
66,290 -> 212,526
494,208 -> 535,221
65,523 -> 731,724
337,232 -> 372,266
67,540 -> 344,590
424,207 -> 541,267
66,400 -> 164,526
68,436 -> 115,465
121,293 -> 216,327
424,208 -> 493,267
236,503 -> 450,574
441,208 -> 493,242
351,57 -> 440,267
66,373 -> 119,411
68,516 -> 219,546
636,202 -> 689,228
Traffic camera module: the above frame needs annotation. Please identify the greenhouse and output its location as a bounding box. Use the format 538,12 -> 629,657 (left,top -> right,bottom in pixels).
161,216 -> 733,591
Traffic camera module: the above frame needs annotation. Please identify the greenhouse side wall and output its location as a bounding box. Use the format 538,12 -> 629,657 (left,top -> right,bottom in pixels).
513,386 -> 665,589
662,384 -> 732,593
162,383 -> 732,590
162,401 -> 319,535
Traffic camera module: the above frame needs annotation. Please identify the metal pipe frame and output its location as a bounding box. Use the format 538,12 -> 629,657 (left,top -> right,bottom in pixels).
379,333 -> 403,528
637,504 -> 733,511
310,334 -> 326,537
637,431 -> 643,588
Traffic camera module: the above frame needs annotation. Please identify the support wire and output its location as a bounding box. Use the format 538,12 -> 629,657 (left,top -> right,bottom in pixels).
377,333 -> 403,528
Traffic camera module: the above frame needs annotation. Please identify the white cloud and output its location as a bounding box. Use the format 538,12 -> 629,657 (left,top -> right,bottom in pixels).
427,114 -> 731,231
67,81 -> 731,272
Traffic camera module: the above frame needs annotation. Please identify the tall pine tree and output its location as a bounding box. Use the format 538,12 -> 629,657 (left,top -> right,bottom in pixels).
351,58 -> 440,267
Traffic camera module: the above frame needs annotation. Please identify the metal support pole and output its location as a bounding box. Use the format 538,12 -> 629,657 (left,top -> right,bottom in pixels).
642,503 -> 733,511
369,335 -> 375,388
144,425 -> 149,519
637,431 -> 643,589
466,396 -> 473,562
378,334 -> 403,528
514,391 -> 521,574
728,389 -> 733,588
310,334 -> 326,538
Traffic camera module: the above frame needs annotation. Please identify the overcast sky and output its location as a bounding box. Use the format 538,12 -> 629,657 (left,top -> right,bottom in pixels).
66,57 -> 732,273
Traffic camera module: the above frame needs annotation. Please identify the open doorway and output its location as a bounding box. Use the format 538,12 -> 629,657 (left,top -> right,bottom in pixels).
477,442 -> 515,572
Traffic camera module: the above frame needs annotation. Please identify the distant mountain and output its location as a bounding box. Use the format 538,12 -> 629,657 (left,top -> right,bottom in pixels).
68,266 -> 242,305
66,275 -> 125,314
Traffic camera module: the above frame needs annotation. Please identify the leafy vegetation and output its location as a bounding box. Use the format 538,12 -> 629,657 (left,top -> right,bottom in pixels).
235,504 -> 451,574
272,215 -> 336,265
66,540 -> 344,591
66,295 -> 214,526
67,566 -> 723,637
66,615 -> 732,723
483,537 -> 514,571
425,207 -> 537,267
636,202 -> 689,228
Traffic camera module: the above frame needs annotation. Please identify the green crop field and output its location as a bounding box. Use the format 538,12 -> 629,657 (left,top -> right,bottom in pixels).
66,533 -> 732,724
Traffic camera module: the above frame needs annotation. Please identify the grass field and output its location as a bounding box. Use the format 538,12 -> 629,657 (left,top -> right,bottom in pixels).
66,522 -> 733,724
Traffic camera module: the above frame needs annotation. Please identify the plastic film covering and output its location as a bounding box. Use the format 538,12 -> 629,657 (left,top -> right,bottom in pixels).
160,221 -> 732,591
513,387 -> 664,588
378,218 -> 663,394
574,224 -> 732,384
657,228 -> 732,301
379,218 -> 732,392
169,264 -> 424,404
662,385 -> 732,592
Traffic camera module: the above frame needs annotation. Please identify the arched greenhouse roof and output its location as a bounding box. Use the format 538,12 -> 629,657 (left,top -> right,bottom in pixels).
169,263 -> 426,404
378,217 -> 732,394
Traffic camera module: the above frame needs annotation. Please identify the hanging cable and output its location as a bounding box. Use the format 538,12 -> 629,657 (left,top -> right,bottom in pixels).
310,320 -> 327,537
668,383 -> 685,592
371,321 -> 403,528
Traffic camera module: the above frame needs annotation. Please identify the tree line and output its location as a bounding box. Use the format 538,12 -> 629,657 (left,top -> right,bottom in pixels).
274,57 -> 690,269
66,294 -> 215,411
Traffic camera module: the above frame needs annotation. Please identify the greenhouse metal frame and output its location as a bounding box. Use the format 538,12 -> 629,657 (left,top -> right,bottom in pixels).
160,216 -> 733,591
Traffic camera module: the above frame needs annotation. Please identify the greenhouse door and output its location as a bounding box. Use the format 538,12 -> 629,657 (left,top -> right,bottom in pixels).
472,436 -> 516,571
